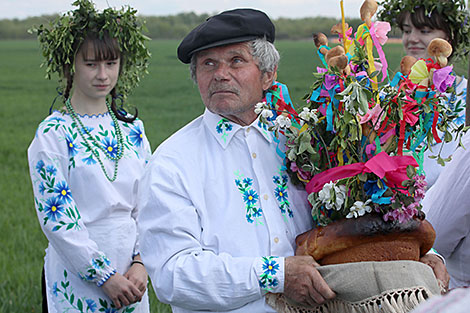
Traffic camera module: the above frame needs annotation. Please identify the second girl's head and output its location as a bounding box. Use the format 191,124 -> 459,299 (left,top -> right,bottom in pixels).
397,8 -> 452,60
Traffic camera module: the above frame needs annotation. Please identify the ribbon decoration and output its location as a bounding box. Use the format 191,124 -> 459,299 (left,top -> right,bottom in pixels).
355,24 -> 377,90
305,151 -> 418,194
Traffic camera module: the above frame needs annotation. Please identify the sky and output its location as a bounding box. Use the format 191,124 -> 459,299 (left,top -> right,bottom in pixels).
1,0 -> 366,20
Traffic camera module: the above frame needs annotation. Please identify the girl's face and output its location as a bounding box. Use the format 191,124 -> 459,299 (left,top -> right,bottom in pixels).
72,44 -> 120,103
401,14 -> 449,59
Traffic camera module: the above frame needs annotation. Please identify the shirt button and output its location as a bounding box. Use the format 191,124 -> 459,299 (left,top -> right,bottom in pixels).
263,194 -> 269,200
252,152 -> 257,159
246,127 -> 251,133
274,237 -> 280,243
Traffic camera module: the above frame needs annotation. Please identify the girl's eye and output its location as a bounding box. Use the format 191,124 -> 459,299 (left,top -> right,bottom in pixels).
85,63 -> 96,67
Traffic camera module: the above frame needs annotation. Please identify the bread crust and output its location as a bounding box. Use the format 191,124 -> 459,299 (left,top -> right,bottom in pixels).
295,214 -> 436,265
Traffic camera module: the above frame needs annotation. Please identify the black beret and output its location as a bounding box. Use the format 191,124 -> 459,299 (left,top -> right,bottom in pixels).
177,8 -> 275,64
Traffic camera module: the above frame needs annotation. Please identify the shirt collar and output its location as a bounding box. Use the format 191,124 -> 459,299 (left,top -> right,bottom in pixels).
203,109 -> 273,149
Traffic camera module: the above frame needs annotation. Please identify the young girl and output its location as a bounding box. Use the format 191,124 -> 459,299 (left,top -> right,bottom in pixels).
379,0 -> 469,187
28,1 -> 151,312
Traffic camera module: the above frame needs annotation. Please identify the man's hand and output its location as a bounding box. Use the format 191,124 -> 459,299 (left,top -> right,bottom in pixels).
284,256 -> 335,306
420,253 -> 450,293
101,273 -> 143,309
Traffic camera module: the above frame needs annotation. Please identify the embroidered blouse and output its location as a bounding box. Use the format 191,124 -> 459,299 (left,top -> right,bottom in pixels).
28,111 -> 151,312
422,130 -> 470,289
137,109 -> 313,313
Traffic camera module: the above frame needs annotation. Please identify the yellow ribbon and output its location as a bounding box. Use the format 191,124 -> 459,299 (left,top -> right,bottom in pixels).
356,24 -> 378,90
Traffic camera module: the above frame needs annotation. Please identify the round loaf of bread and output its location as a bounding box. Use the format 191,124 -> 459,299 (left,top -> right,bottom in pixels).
295,214 -> 436,265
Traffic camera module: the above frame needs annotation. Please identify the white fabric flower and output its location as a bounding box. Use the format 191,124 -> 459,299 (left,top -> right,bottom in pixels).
298,108 -> 319,125
275,115 -> 292,129
346,200 -> 372,219
254,102 -> 266,114
318,182 -> 346,211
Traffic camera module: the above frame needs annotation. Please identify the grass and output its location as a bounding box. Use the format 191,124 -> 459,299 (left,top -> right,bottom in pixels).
1,38 -> 464,312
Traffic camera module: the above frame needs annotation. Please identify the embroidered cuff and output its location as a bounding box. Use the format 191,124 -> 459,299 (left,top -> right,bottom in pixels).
96,269 -> 116,287
255,256 -> 284,294
78,254 -> 116,286
427,248 -> 446,265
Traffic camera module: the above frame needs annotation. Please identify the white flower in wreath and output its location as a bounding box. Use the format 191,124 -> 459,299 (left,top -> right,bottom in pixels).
346,200 -> 372,219
275,115 -> 292,129
318,182 -> 347,211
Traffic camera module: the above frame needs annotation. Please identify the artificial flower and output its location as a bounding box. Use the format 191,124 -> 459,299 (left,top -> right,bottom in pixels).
346,200 -> 372,218
432,66 -> 456,93
371,21 -> 391,46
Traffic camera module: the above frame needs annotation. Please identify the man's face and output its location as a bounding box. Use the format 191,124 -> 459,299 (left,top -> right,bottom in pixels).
195,42 -> 274,126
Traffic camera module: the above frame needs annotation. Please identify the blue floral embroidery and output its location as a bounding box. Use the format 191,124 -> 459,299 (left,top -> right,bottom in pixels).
80,254 -> 112,282
82,155 -> 97,165
216,118 -> 233,143
34,160 -> 81,231
85,299 -> 97,312
273,171 -> 293,219
129,124 -> 144,147
259,256 -> 280,291
44,197 -> 65,222
36,160 -> 45,173
235,171 -> 263,224
53,270 -> 136,312
101,136 -> 118,158
65,133 -> 79,157
54,181 -> 73,203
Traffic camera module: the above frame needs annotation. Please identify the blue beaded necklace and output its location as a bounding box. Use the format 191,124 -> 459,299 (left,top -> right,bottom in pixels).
65,99 -> 124,182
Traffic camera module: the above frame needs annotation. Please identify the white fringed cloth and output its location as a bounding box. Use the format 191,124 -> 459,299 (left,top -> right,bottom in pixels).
266,261 -> 442,313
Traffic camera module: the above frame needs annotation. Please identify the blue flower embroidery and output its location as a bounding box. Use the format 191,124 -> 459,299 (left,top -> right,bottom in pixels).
86,299 -> 97,312
65,133 -> 79,156
36,160 -> 45,173
54,181 -> 72,203
44,196 -> 65,222
259,256 -> 280,291
101,137 -> 118,158
104,308 -> 119,313
129,124 -> 144,147
216,118 -> 233,143
274,187 -> 288,202
235,172 -> 263,224
46,165 -> 57,176
38,182 -> 46,195
272,172 -> 293,218
243,190 -> 259,206
52,282 -> 59,296
82,155 -> 97,165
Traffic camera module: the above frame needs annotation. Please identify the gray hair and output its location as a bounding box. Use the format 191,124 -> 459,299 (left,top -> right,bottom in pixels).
189,37 -> 280,83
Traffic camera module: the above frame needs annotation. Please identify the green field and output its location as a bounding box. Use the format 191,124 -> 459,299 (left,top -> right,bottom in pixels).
0,38 -> 458,312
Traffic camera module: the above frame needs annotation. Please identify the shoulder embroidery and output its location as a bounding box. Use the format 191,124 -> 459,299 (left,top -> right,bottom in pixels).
216,118 -> 233,143
234,171 -> 263,225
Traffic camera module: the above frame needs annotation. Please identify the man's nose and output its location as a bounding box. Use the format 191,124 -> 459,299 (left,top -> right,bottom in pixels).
213,62 -> 231,81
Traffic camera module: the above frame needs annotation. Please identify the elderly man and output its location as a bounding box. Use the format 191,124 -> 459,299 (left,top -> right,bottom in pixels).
137,8 -> 335,312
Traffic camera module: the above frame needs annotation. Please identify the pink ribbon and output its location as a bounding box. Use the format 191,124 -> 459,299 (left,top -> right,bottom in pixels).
305,151 -> 418,194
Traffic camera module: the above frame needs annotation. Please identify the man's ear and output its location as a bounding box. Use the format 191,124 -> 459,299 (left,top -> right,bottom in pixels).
261,65 -> 278,90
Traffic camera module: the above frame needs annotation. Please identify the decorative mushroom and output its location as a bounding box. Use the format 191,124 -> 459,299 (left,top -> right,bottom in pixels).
400,55 -> 417,76
331,22 -> 350,36
325,45 -> 351,75
427,38 -> 452,67
360,0 -> 378,28
313,33 -> 329,56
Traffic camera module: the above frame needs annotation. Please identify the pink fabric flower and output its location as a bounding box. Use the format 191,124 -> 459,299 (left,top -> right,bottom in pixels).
359,104 -> 383,130
433,66 -> 456,93
371,21 -> 391,46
